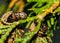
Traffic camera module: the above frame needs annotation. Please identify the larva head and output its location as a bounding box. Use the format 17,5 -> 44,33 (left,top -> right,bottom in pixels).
19,12 -> 27,19
14,12 -> 27,19
14,12 -> 20,20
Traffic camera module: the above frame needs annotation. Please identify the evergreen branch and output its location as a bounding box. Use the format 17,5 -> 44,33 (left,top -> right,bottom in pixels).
15,19 -> 41,43
0,25 -> 10,29
37,2 -> 59,20
0,29 -> 7,34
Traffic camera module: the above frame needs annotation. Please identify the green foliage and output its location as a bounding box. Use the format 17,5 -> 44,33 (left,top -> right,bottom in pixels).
0,0 -> 60,43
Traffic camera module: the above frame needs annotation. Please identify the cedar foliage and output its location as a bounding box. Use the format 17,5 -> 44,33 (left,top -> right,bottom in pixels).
0,0 -> 60,43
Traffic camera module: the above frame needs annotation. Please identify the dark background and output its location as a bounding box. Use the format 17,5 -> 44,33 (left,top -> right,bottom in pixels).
52,28 -> 60,43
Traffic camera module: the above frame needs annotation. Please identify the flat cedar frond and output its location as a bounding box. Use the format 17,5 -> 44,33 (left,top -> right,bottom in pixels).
0,0 -> 60,43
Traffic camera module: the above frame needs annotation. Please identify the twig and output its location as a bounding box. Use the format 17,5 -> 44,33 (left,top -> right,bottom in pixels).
8,0 -> 17,9
18,0 -> 25,12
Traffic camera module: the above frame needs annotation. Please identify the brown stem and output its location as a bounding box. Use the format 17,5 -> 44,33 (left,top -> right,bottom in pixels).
18,0 -> 25,12
8,0 -> 17,8
29,22 -> 36,31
